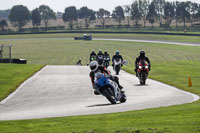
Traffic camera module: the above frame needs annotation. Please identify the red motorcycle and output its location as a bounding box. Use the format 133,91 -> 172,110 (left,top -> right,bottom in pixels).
137,60 -> 149,85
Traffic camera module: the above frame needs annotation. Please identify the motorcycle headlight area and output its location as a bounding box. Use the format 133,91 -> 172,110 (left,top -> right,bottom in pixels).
145,66 -> 149,69
139,66 -> 142,69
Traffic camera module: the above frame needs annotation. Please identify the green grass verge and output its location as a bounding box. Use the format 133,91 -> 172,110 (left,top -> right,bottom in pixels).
0,64 -> 44,101
0,35 -> 200,133
124,61 -> 200,96
0,33 -> 200,43
0,97 -> 200,133
0,39 -> 200,65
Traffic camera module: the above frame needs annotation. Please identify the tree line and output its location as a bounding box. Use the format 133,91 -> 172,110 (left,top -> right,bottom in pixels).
0,0 -> 200,31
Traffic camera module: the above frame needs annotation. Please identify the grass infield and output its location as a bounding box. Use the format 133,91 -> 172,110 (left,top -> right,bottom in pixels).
0,64 -> 44,101
0,33 -> 200,43
0,34 -> 199,133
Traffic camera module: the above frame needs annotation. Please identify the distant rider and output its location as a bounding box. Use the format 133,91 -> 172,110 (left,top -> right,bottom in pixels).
89,50 -> 96,62
112,50 -> 123,68
103,50 -> 110,67
96,49 -> 104,65
76,59 -> 82,66
89,61 -> 123,95
135,50 -> 151,76
104,50 -> 110,61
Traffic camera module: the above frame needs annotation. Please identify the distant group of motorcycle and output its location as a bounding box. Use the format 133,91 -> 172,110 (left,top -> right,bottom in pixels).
89,49 -> 124,75
88,49 -> 151,104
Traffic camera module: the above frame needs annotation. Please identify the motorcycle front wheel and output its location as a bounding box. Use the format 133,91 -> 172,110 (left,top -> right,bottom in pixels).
140,80 -> 146,85
120,93 -> 127,103
115,68 -> 120,75
140,72 -> 146,85
103,88 -> 116,104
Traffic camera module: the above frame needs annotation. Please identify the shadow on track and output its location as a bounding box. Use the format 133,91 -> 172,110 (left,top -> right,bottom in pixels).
87,103 -> 120,107
134,84 -> 149,86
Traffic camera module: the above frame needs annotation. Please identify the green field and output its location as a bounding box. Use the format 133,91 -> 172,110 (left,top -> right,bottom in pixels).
0,33 -> 200,43
0,64 -> 44,101
0,34 -> 200,133
0,36 -> 200,65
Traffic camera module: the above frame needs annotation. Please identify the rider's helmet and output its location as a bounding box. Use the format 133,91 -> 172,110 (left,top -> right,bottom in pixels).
99,49 -> 102,54
92,49 -> 95,52
115,50 -> 120,55
89,61 -> 99,72
140,50 -> 145,58
104,50 -> 108,55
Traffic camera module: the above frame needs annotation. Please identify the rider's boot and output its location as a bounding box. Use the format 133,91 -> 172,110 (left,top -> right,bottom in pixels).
120,90 -> 125,93
118,84 -> 123,89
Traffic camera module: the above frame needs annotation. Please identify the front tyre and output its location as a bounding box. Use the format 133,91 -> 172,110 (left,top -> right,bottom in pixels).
115,67 -> 120,75
140,79 -> 146,85
116,71 -> 119,75
120,93 -> 127,103
140,71 -> 146,85
103,88 -> 116,104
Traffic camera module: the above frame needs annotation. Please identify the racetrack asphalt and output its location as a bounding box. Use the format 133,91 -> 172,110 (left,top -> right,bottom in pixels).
0,66 -> 199,120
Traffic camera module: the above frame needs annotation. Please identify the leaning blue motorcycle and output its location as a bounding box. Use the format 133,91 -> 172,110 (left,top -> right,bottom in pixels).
94,73 -> 127,104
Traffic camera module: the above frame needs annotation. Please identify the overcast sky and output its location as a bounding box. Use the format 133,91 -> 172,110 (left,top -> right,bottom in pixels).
0,0 -> 199,12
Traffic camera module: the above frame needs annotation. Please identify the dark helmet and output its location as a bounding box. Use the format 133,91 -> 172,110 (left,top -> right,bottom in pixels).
140,50 -> 145,58
104,50 -> 108,55
115,50 -> 119,55
99,49 -> 102,54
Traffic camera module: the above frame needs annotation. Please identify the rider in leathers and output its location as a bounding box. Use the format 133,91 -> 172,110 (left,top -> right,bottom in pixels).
103,50 -> 110,67
104,50 -> 110,61
135,50 -> 151,76
89,50 -> 96,62
96,49 -> 104,65
89,61 -> 123,95
112,50 -> 123,68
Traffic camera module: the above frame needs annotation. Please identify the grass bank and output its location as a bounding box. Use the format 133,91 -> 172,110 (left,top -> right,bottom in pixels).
0,37 -> 199,133
0,39 -> 200,65
124,61 -> 200,96
0,33 -> 200,43
0,64 -> 44,101
0,100 -> 200,133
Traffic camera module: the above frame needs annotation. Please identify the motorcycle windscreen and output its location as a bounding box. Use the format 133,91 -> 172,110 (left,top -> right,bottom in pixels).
95,72 -> 103,79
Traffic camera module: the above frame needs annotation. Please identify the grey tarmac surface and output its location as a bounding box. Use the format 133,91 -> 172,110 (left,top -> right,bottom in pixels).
0,65 -> 199,120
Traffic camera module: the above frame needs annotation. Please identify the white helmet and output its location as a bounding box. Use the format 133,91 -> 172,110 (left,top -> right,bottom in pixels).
89,61 -> 99,72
